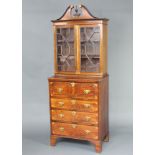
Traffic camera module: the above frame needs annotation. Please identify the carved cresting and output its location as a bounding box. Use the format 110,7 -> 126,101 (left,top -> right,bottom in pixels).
54,4 -> 97,21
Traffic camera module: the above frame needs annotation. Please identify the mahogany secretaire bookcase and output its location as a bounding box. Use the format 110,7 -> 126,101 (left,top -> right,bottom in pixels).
48,5 -> 109,153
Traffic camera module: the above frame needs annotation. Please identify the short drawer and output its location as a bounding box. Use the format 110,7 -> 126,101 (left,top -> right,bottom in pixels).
75,83 -> 98,100
51,110 -> 98,126
51,98 -> 98,112
49,82 -> 73,97
52,122 -> 98,140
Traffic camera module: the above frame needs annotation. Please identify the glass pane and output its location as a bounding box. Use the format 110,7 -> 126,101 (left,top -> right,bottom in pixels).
56,28 -> 75,72
80,27 -> 100,72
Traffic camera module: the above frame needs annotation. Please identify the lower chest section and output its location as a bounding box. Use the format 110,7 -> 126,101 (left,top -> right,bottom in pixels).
49,80 -> 100,140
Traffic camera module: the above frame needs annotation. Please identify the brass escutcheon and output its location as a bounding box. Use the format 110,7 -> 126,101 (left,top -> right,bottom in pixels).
70,82 -> 75,87
85,116 -> 91,121
57,88 -> 63,93
58,102 -> 64,106
84,103 -> 91,108
72,111 -> 76,116
83,89 -> 91,95
59,113 -> 64,118
71,100 -> 76,105
72,124 -> 77,128
59,127 -> 64,132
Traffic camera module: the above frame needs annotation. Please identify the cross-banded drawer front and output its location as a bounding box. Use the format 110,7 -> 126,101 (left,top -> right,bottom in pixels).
52,122 -> 98,140
51,98 -> 98,112
51,110 -> 98,126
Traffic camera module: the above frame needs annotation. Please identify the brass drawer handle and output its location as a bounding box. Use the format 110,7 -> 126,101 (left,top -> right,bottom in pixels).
71,100 -> 76,105
85,116 -> 91,121
83,89 -> 91,94
93,84 -> 98,87
57,88 -> 63,94
59,127 -> 64,132
72,111 -> 76,116
84,103 -> 91,108
72,124 -> 77,128
58,102 -> 64,106
85,130 -> 91,134
70,82 -> 75,87
59,113 -> 64,118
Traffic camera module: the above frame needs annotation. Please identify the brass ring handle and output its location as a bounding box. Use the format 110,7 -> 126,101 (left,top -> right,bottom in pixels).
59,127 -> 64,131
85,130 -> 91,134
84,103 -> 91,108
58,102 -> 64,106
72,124 -> 77,128
83,89 -> 91,95
59,113 -> 64,118
72,111 -> 76,116
85,116 -> 91,121
57,88 -> 63,93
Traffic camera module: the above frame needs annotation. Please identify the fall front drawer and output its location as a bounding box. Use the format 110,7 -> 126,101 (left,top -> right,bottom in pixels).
51,110 -> 98,126
51,98 -> 98,112
52,122 -> 98,140
49,82 -> 98,99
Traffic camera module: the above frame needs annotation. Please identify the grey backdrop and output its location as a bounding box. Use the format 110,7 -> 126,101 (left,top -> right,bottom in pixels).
23,0 -> 133,155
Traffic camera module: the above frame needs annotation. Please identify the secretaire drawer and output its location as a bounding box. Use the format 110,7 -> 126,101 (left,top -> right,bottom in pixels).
51,110 -> 98,126
51,98 -> 98,112
52,122 -> 98,140
49,82 -> 98,99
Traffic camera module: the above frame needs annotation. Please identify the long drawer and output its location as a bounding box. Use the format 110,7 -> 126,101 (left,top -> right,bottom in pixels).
51,122 -> 98,140
51,109 -> 98,126
51,98 -> 98,112
49,82 -> 98,100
